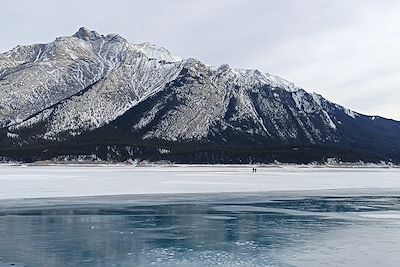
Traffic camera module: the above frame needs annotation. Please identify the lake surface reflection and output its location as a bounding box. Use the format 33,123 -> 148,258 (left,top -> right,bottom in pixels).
1,192 -> 400,267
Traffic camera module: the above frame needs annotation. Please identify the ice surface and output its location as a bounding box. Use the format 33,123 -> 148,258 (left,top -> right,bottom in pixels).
0,165 -> 399,200
357,211 -> 400,219
0,194 -> 399,267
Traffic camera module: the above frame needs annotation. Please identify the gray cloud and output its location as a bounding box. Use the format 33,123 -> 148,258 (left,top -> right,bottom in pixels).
1,0 -> 399,119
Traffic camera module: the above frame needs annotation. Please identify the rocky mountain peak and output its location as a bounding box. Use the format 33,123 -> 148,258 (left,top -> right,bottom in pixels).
73,27 -> 102,40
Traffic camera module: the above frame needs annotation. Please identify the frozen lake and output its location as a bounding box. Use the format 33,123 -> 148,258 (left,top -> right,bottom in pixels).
0,166 -> 399,266
0,165 -> 400,199
0,192 -> 400,267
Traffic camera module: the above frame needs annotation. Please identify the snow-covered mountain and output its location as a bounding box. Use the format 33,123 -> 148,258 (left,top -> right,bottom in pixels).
1,28 -> 399,163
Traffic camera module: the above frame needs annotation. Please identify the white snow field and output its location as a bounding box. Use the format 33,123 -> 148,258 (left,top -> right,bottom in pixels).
0,165 -> 399,200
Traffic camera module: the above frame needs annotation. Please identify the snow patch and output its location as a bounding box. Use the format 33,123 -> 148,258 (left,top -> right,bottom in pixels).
131,42 -> 182,62
6,132 -> 19,138
343,108 -> 358,119
322,110 -> 337,130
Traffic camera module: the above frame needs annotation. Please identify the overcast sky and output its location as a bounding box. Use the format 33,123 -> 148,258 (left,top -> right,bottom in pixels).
1,0 -> 399,120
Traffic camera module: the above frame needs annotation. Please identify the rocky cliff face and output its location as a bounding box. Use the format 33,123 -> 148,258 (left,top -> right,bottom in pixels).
1,28 -> 399,163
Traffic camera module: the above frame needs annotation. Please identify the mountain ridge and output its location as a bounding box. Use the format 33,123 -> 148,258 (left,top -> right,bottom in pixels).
1,27 -> 399,163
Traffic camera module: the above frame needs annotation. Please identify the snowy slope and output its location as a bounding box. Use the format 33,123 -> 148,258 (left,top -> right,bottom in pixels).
1,28 -> 186,138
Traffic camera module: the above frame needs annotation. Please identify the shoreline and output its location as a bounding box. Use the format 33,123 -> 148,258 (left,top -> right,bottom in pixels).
1,162 -> 399,168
